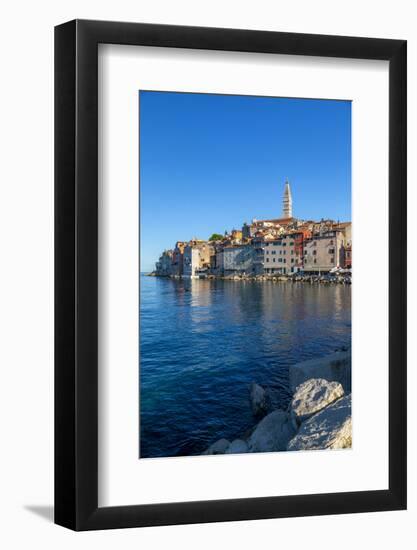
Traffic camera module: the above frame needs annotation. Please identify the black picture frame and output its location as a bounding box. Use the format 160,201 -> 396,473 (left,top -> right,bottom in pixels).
55,19 -> 407,531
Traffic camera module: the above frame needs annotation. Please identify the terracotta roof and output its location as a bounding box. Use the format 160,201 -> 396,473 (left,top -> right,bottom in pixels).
255,217 -> 296,225
333,222 -> 352,228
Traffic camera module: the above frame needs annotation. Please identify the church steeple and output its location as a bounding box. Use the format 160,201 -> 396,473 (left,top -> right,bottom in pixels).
282,179 -> 293,219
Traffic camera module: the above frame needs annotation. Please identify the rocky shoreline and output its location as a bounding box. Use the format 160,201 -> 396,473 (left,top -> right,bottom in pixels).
147,272 -> 352,285
203,349 -> 352,455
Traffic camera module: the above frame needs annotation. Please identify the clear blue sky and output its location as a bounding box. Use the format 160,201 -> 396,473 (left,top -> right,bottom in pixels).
140,91 -> 351,271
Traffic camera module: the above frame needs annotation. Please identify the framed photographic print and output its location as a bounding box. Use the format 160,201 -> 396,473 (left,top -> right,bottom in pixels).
55,20 -> 407,530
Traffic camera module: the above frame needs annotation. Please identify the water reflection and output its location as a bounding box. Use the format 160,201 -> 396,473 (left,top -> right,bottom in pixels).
139,276 -> 351,458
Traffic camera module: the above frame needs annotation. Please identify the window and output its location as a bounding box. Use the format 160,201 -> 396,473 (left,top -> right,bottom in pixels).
272,251 -> 276,255
328,248 -> 335,254
291,258 -> 294,263
290,241 -> 294,246
273,258 -> 276,263
291,250 -> 294,255
313,250 -> 317,256
330,240 -> 334,245
330,257 -> 335,263
266,258 -> 269,262
314,259 -> 317,264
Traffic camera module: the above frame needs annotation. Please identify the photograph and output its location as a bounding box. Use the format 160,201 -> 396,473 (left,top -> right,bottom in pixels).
139,91 -> 352,459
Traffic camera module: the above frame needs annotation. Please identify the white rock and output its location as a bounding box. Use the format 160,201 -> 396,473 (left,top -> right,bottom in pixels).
287,394 -> 352,451
204,438 -> 230,455
250,382 -> 268,416
289,350 -> 351,393
225,439 -> 249,454
248,410 -> 296,452
291,378 -> 344,425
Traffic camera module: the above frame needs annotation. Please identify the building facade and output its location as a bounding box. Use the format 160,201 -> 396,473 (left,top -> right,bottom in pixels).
183,241 -> 214,277
250,238 -> 266,276
342,243 -> 352,269
171,241 -> 186,276
303,230 -> 344,273
242,222 -> 255,240
263,233 -> 303,275
155,250 -> 173,276
218,245 -> 257,276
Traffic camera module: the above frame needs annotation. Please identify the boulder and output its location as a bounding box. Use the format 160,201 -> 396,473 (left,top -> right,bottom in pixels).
289,350 -> 351,393
287,394 -> 352,451
225,439 -> 249,454
203,438 -> 230,455
265,386 -> 282,412
250,383 -> 268,416
248,410 -> 296,453
290,378 -> 344,426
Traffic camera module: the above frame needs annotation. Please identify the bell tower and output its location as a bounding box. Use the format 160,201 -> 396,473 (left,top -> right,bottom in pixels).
282,179 -> 293,219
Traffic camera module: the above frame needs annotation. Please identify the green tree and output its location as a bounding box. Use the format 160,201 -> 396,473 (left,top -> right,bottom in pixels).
209,233 -> 223,242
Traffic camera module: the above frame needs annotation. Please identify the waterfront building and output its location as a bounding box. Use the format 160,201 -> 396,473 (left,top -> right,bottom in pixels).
263,232 -> 304,275
214,248 -> 224,275
263,238 -> 284,275
171,241 -> 186,276
303,230 -> 344,273
291,231 -> 311,272
333,222 -> 352,269
219,244 -> 257,276
155,249 -> 173,276
183,241 -> 214,278
251,237 -> 266,276
210,241 -> 226,275
342,243 -> 352,269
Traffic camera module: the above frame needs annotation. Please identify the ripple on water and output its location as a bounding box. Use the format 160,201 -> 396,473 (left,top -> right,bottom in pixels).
139,276 -> 351,458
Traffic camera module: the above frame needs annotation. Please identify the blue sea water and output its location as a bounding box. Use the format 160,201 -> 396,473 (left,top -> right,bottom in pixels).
139,275 -> 351,458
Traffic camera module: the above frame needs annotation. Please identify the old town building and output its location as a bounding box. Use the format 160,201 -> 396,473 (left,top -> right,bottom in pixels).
263,232 -> 305,275
183,241 -> 214,278
153,180 -> 352,278
155,250 -> 174,276
217,245 -> 257,276
171,241 -> 186,276
303,230 -> 345,273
